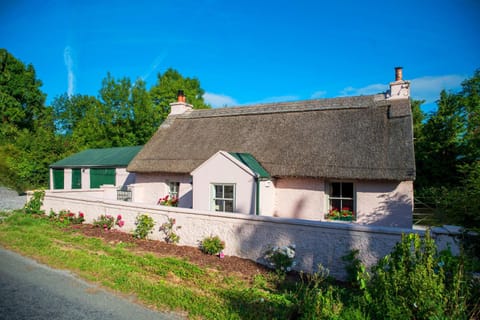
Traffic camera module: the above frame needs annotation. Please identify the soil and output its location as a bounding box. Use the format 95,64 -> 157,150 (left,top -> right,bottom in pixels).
68,224 -> 272,282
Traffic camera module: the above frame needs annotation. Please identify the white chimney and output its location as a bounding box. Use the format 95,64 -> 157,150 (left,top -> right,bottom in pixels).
388,67 -> 410,100
169,90 -> 193,115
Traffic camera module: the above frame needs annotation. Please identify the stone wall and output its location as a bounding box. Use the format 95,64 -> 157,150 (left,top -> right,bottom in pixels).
37,190 -> 460,280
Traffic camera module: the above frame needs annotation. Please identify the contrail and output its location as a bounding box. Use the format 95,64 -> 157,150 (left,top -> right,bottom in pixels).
141,52 -> 167,81
63,46 -> 75,97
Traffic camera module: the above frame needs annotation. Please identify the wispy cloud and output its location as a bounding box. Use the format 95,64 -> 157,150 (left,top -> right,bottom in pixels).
410,75 -> 464,103
338,74 -> 465,104
340,83 -> 387,96
141,52 -> 168,81
203,92 -> 238,108
247,95 -> 300,105
63,46 -> 75,97
311,90 -> 327,99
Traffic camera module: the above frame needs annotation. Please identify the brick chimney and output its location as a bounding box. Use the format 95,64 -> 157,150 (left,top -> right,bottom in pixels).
388,67 -> 410,100
169,90 -> 193,115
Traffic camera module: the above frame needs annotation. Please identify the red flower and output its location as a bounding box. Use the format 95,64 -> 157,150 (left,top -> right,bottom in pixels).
79,213 -> 84,218
117,214 -> 122,221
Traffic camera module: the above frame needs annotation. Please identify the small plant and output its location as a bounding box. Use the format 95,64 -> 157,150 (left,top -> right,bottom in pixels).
342,249 -> 369,289
200,235 -> 225,255
24,190 -> 45,215
134,214 -> 155,239
159,217 -> 181,244
325,207 -> 354,221
157,195 -> 178,207
264,244 -> 296,273
93,214 -> 124,231
49,209 -> 85,225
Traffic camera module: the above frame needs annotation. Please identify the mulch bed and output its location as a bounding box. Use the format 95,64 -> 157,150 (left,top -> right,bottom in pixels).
67,224 -> 271,282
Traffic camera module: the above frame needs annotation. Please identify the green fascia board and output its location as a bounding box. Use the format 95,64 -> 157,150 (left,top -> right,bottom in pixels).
229,152 -> 270,179
50,146 -> 143,168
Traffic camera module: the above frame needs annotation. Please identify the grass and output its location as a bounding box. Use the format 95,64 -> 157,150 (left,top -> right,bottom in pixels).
2,210 -> 477,319
0,211 -> 297,319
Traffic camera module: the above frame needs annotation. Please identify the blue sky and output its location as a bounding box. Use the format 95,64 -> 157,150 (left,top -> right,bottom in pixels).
2,0 -> 479,111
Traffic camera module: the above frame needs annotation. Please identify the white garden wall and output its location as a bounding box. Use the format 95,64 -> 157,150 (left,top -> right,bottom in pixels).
36,190 -> 459,280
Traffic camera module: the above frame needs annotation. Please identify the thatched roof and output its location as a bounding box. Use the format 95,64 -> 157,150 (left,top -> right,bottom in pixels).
127,94 -> 415,181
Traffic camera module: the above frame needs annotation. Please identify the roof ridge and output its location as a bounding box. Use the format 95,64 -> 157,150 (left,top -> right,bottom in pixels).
179,94 -> 387,119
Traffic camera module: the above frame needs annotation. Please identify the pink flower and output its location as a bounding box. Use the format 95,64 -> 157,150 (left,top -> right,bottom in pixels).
103,224 -> 107,228
117,220 -> 125,227
117,215 -> 122,221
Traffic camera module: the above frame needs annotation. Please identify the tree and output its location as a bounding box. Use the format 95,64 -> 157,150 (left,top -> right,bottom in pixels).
0,48 -> 46,141
149,68 -> 210,123
415,69 -> 480,228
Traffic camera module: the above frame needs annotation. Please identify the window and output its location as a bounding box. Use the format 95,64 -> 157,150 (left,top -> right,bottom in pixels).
168,182 -> 180,198
212,184 -> 235,212
326,182 -> 355,221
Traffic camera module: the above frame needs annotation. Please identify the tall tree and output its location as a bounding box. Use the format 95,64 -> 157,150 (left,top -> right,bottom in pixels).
0,48 -> 46,141
149,68 -> 210,123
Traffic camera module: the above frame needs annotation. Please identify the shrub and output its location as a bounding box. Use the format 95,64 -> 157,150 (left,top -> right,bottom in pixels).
264,244 -> 296,273
93,214 -> 124,231
23,190 -> 45,215
290,265 -> 345,319
133,214 -> 155,239
200,235 -> 225,255
49,209 -> 84,225
158,217 -> 180,244
365,231 -> 470,319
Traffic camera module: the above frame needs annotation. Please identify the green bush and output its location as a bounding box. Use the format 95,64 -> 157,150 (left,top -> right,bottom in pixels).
134,214 -> 155,239
264,244 -> 296,273
365,231 -> 470,319
200,235 -> 225,255
158,217 -> 180,244
23,190 -> 45,215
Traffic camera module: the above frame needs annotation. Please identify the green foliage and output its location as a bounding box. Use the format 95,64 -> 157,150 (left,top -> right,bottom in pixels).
93,214 -> 123,230
49,209 -> 85,225
290,265 -> 345,319
200,235 -> 225,255
149,68 -> 210,123
134,214 -> 155,239
264,244 -> 296,273
342,249 -> 369,290
365,231 -> 471,319
23,190 -> 45,214
158,217 -> 180,244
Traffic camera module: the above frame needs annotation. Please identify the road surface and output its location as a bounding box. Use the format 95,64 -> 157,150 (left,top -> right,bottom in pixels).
0,247 -> 183,320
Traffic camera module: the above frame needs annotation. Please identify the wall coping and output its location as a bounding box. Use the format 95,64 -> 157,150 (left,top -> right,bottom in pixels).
44,191 -> 422,237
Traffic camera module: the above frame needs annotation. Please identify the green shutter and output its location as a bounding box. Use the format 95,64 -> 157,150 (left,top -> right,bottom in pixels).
52,169 -> 64,190
72,168 -> 82,189
90,168 -> 116,189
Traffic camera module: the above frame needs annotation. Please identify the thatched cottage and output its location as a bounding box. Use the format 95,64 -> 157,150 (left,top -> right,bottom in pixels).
127,68 -> 415,228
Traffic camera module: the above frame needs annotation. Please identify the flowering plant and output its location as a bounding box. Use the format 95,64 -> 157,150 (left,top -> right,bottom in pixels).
49,209 -> 84,225
264,244 -> 296,273
157,195 -> 179,207
93,214 -> 125,231
325,207 -> 354,221
159,217 -> 181,244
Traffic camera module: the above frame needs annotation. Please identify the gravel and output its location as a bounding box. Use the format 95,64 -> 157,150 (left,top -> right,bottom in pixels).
0,187 -> 27,211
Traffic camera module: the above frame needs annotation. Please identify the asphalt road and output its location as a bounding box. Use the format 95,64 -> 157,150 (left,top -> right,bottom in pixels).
0,247 -> 184,320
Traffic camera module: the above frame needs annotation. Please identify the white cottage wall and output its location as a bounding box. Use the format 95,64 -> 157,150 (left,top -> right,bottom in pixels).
192,153 -> 256,214
274,178 -> 325,220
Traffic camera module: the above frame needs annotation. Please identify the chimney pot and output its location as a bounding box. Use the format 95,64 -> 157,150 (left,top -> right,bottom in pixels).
395,67 -> 403,81
177,90 -> 186,103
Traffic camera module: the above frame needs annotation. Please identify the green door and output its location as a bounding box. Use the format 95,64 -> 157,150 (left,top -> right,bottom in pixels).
52,169 -> 64,190
72,168 -> 82,189
90,168 -> 115,188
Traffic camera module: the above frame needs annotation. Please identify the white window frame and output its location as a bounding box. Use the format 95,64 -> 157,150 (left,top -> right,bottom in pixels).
211,183 -> 235,213
168,181 -> 180,198
327,181 -> 355,212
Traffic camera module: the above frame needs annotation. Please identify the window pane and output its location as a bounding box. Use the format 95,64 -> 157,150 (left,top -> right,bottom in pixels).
331,182 -> 341,197
215,185 -> 223,198
330,199 -> 341,210
341,200 -> 354,211
215,200 -> 224,211
342,183 -> 354,198
224,200 -> 234,212
224,185 -> 234,199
